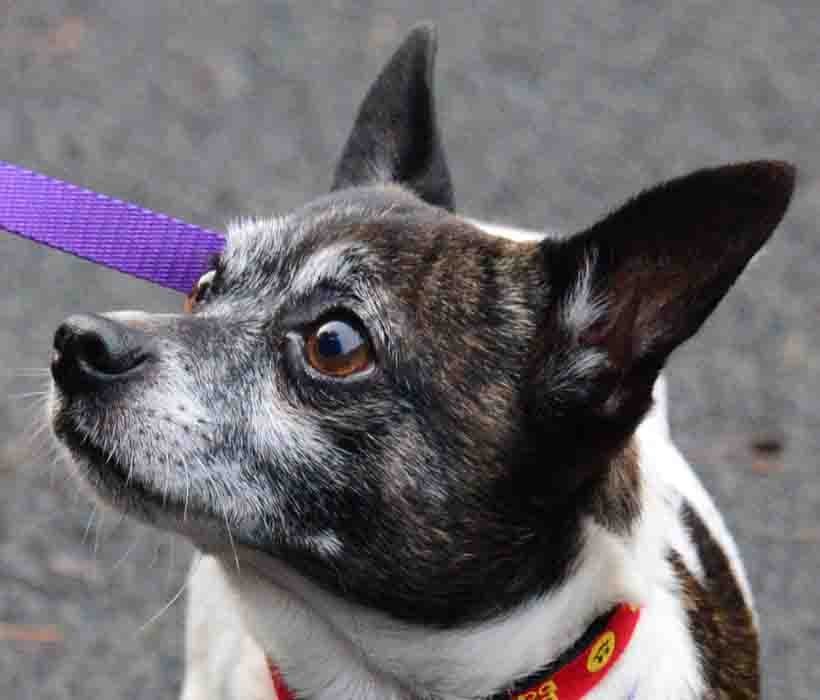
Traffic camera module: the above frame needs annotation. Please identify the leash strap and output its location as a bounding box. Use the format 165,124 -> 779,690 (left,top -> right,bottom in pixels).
0,161 -> 224,293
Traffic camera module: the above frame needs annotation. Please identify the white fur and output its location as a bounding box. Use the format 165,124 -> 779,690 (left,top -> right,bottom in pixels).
180,220 -> 752,700
77,311 -> 335,540
225,216 -> 289,264
182,556 -> 272,700
229,518 -> 647,700
561,252 -> 607,334
468,219 -> 546,242
636,400 -> 755,613
182,418 -> 710,700
288,242 -> 363,298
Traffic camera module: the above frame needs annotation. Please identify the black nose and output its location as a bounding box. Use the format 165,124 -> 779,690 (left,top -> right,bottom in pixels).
52,314 -> 154,393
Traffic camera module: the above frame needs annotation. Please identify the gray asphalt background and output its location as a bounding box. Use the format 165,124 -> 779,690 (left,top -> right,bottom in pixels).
0,2 -> 817,698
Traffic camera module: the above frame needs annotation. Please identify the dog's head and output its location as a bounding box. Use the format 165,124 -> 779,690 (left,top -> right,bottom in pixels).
50,26 -> 794,626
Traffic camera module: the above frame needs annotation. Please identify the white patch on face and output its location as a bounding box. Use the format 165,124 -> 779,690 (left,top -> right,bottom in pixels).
225,216 -> 289,261
288,242 -> 365,299
247,398 -> 335,481
221,216 -> 293,293
223,206 -> 380,300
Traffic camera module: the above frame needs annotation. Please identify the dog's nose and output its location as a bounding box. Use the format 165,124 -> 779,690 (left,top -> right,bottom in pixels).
52,314 -> 154,393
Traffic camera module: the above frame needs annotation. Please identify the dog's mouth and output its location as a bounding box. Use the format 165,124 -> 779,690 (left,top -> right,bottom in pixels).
50,404 -> 269,555
54,412 -> 168,508
51,404 -> 220,537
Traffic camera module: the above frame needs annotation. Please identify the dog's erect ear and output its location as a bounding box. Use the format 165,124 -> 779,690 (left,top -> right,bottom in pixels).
543,161 -> 795,421
331,23 -> 454,211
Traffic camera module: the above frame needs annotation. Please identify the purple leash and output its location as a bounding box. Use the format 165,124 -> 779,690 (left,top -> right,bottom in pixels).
0,161 -> 225,294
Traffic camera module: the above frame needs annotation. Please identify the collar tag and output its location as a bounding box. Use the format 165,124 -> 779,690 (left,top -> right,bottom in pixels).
0,161 -> 224,293
509,604 -> 641,700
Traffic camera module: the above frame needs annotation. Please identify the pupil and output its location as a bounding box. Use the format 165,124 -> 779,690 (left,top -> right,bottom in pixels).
318,330 -> 343,357
317,321 -> 361,358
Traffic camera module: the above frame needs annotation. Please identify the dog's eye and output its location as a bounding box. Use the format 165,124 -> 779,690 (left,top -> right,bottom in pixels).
304,316 -> 373,378
184,270 -> 217,313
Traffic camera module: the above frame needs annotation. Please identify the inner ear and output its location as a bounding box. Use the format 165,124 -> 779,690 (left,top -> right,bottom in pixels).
331,23 -> 455,211
541,161 -> 795,420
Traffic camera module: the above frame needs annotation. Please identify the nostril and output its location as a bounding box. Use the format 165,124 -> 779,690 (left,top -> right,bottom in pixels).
52,314 -> 154,391
75,331 -> 106,367
75,329 -> 143,375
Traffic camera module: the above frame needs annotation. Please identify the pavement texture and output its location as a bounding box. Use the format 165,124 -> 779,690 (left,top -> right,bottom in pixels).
0,2 -> 818,698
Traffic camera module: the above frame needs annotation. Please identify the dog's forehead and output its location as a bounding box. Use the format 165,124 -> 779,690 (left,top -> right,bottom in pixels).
221,187 -> 522,295
225,188 -> 424,263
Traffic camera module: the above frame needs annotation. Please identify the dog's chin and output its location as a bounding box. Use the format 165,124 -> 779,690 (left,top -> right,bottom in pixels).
50,408 -> 235,549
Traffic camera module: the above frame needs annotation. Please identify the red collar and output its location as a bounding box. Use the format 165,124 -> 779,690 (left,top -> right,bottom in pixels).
267,603 -> 641,700
267,662 -> 295,700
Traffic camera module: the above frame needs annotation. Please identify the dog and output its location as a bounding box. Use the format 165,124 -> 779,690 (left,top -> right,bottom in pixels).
49,24 -> 795,700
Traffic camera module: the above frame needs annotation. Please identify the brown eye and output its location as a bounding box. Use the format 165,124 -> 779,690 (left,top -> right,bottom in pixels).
184,270 -> 216,313
304,317 -> 373,378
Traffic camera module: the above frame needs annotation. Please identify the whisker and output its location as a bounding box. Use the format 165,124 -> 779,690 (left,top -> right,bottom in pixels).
15,428 -> 54,464
8,387 -> 51,426
111,537 -> 141,572
166,533 -> 176,589
125,450 -> 135,487
24,415 -> 54,448
182,461 -> 191,523
47,451 -> 62,489
162,457 -> 170,508
82,505 -> 97,546
93,508 -> 106,558
148,540 -> 161,569
108,510 -> 127,536
221,503 -> 241,575
138,551 -> 201,634
10,432 -> 54,471
7,390 -> 50,400
69,473 -> 85,506
5,368 -> 50,378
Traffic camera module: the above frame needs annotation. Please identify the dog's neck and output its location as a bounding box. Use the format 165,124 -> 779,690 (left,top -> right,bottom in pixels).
269,603 -> 642,700
227,514 -> 654,700
224,466 -> 666,700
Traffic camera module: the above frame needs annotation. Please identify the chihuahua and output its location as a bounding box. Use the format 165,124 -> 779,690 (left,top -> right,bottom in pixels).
49,24 -> 795,700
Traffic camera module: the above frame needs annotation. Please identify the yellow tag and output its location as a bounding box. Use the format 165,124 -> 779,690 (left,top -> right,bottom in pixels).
514,679 -> 558,700
586,631 -> 616,673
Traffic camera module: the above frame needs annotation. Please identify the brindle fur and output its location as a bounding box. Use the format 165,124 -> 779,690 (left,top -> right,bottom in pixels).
670,504 -> 760,700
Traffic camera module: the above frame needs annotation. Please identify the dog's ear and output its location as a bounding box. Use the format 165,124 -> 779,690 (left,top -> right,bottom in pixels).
540,161 -> 795,424
331,23 -> 454,211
